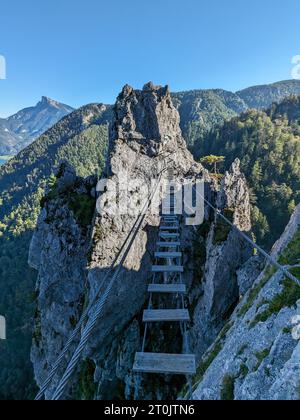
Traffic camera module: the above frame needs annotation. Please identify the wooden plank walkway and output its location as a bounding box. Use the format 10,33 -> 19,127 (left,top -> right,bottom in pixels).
151,265 -> 184,273
160,226 -> 179,231
156,241 -> 180,248
133,353 -> 196,375
155,252 -> 182,258
143,309 -> 190,322
148,284 -> 186,294
159,232 -> 180,239
133,200 -> 195,394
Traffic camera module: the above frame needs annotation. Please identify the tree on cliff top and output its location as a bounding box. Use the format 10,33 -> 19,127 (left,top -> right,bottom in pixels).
200,155 -> 225,174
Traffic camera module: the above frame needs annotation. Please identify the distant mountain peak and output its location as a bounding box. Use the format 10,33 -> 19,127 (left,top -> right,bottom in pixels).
40,96 -> 58,105
39,96 -> 73,111
0,98 -> 75,155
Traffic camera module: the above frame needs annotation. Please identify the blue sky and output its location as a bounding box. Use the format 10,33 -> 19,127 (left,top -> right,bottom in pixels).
0,0 -> 300,117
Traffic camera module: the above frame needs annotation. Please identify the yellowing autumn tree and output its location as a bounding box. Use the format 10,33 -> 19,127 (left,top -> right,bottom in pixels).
200,155 -> 225,174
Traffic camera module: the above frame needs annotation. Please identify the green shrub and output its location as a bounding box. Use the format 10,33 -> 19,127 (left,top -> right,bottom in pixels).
278,228 -> 300,266
220,375 -> 235,400
75,359 -> 97,400
250,277 -> 300,327
253,347 -> 272,371
68,193 -> 95,228
239,364 -> 249,378
213,208 -> 234,245
238,266 -> 276,317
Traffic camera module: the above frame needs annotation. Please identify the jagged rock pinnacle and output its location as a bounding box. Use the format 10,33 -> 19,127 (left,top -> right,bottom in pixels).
110,82 -> 194,170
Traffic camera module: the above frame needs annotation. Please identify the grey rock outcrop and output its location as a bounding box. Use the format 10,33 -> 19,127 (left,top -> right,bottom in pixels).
55,161 -> 77,194
192,204 -> 300,400
237,256 -> 264,296
29,163 -> 96,398
187,159 -> 253,359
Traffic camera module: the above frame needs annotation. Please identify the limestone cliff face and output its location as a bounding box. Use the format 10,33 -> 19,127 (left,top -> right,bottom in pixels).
186,159 -> 253,359
29,163 -> 97,398
192,205 -> 300,400
29,83 -> 253,400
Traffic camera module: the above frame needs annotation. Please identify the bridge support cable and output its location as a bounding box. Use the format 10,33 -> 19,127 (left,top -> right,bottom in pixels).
133,192 -> 196,399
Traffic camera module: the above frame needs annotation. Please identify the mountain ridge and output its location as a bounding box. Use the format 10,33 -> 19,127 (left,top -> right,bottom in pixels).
1,79 -> 300,160
172,79 -> 300,156
0,97 -> 74,156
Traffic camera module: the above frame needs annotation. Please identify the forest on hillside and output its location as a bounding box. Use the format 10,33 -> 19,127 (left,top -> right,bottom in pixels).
201,96 -> 300,248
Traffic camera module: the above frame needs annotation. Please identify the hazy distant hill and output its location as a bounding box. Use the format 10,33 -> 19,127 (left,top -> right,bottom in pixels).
172,89 -> 247,155
172,80 -> 300,156
0,97 -> 74,155
2,80 -> 300,159
237,79 -> 300,110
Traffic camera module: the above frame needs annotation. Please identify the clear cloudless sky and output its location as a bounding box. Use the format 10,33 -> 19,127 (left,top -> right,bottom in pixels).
0,0 -> 300,116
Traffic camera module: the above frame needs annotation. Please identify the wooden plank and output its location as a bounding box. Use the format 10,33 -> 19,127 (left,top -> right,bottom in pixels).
162,221 -> 179,225
159,233 -> 180,239
160,226 -> 179,231
148,284 -> 186,294
161,221 -> 178,225
162,214 -> 177,217
143,309 -> 190,322
156,242 -> 180,248
155,252 -> 182,258
152,265 -> 184,273
133,353 -> 196,375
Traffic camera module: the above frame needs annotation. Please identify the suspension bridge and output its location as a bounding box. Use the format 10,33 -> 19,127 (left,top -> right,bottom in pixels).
133,193 -> 195,399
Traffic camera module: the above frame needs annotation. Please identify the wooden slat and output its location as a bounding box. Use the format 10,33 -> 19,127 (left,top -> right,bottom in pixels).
133,353 -> 196,375
152,265 -> 184,273
159,233 -> 180,239
160,226 -> 179,231
155,252 -> 182,258
143,309 -> 190,322
156,242 -> 180,248
162,221 -> 179,226
148,284 -> 186,294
